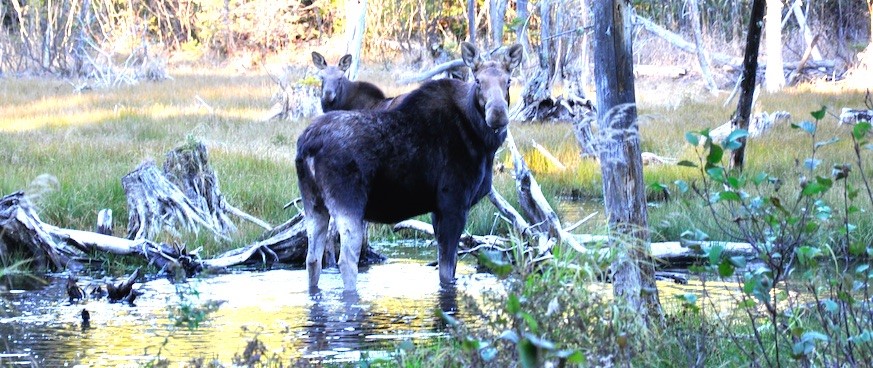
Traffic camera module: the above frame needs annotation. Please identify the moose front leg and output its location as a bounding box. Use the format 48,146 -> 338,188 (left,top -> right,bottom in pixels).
433,211 -> 466,286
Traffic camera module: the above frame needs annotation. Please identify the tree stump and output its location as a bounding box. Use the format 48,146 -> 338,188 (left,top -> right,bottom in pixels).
122,160 -> 221,240
163,142 -> 237,236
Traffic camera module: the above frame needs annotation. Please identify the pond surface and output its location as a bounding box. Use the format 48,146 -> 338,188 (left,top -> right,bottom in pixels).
0,241 -> 496,367
0,237 -> 747,367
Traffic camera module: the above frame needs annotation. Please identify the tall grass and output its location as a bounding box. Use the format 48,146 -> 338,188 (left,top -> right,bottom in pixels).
2,70 -> 871,258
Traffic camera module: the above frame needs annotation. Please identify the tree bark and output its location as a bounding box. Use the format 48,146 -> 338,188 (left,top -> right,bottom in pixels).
467,0 -> 476,45
790,0 -> 822,61
592,0 -> 662,321
764,0 -> 785,92
514,0 -> 531,54
688,0 -> 718,92
731,0 -> 767,171
345,0 -> 367,80
490,0 -> 507,45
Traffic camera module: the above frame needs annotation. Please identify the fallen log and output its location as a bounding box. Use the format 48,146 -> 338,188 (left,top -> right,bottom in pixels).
710,110 -> 791,142
839,108 -> 873,125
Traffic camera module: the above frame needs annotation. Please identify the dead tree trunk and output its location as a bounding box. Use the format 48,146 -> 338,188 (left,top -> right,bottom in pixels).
123,161 -> 228,241
124,142 -> 270,241
688,0 -> 717,92
163,142 -> 237,236
592,0 -> 662,321
730,0 -> 767,171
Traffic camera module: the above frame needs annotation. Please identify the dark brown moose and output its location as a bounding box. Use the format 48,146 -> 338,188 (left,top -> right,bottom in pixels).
296,42 -> 523,291
311,52 -> 404,112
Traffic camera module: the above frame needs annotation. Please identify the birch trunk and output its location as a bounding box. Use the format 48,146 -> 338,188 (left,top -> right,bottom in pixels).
764,0 -> 785,92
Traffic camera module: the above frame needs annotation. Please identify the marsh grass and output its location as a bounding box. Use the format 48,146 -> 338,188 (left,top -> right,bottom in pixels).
2,70 -> 871,262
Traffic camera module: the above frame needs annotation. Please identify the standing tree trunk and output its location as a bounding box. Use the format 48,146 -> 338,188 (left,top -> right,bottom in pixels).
591,0 -> 662,321
467,0 -> 476,44
764,0 -> 784,92
791,1 -> 822,61
490,0 -> 508,45
514,0 -> 531,54
868,0 -> 873,44
689,0 -> 717,92
731,0 -> 767,170
345,0 -> 367,80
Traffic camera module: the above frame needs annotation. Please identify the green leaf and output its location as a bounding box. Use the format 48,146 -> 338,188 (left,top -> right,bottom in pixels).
675,180 -> 689,193
520,311 -> 539,334
677,160 -> 698,168
801,178 -> 832,196
524,333 -> 556,350
478,250 -> 512,278
708,244 -> 725,265
753,172 -> 769,185
719,191 -> 742,202
706,167 -> 726,183
810,106 -> 827,121
518,338 -> 538,368
684,131 -> 700,146
793,120 -> 817,135
853,122 -> 871,140
718,259 -> 735,277
722,129 -> 748,150
729,256 -> 747,268
506,293 -> 521,315
822,299 -> 839,313
804,158 -> 821,171
556,350 -> 586,364
706,144 -> 724,164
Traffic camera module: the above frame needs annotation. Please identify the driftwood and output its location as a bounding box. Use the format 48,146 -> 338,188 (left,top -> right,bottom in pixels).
635,15 -> 835,76
634,65 -> 688,79
710,111 -> 791,142
839,108 -> 873,125
263,68 -> 321,121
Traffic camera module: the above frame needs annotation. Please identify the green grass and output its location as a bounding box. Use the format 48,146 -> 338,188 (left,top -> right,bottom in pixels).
2,72 -> 872,255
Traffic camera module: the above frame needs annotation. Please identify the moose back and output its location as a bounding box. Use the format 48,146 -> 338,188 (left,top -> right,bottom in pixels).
297,42 -> 523,291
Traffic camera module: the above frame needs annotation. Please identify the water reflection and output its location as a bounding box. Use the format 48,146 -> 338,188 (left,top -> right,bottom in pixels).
0,254 -> 491,366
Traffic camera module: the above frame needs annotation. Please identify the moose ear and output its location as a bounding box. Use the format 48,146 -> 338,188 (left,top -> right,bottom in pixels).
460,42 -> 480,69
504,44 -> 523,71
338,55 -> 353,72
312,52 -> 327,70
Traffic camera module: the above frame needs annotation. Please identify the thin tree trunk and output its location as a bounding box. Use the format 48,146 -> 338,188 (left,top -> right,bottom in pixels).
764,0 -> 785,92
688,0 -> 717,92
490,0 -> 507,45
791,0 -> 822,61
514,0 -> 531,54
868,0 -> 873,44
467,0 -> 476,44
345,0 -> 367,80
731,0 -> 767,170
592,0 -> 662,322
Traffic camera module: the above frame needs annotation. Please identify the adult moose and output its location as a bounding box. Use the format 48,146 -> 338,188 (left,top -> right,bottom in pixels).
296,42 -> 523,291
311,52 -> 403,112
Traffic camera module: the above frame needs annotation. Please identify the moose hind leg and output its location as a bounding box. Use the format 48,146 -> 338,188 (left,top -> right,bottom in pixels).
335,213 -> 365,291
304,206 -> 330,290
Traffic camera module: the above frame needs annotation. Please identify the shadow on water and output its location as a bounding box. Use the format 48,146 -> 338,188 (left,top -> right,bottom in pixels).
0,241 -> 495,366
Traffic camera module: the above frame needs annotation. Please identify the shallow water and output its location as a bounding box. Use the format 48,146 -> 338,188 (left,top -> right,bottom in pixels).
0,241 -> 496,367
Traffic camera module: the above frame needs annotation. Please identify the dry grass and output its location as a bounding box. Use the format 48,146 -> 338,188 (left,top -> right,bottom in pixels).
2,63 -> 871,252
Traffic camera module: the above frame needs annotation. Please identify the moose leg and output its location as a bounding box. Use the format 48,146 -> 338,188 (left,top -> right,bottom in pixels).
433,211 -> 466,286
335,214 -> 365,291
304,206 -> 330,290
